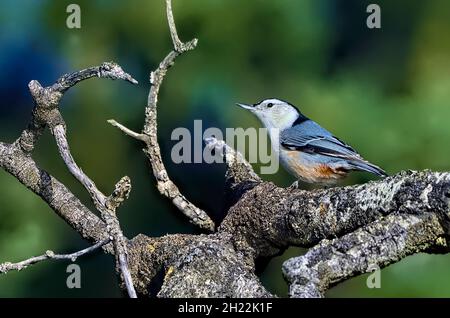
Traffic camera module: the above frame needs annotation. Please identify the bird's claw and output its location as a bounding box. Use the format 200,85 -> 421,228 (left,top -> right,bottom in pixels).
289,180 -> 300,189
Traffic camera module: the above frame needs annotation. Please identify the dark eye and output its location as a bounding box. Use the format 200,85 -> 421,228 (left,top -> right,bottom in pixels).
267,103 -> 274,108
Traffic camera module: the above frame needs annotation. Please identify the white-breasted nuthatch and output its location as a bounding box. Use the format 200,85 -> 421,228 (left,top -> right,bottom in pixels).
237,98 -> 387,185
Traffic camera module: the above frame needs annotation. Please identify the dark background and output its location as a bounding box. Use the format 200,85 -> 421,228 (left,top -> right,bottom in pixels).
1,0 -> 450,297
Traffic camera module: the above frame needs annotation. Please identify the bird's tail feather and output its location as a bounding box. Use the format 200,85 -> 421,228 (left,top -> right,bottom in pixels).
349,160 -> 387,177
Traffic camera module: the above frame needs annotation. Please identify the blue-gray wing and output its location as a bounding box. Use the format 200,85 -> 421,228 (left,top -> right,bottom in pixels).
280,120 -> 387,177
280,120 -> 360,159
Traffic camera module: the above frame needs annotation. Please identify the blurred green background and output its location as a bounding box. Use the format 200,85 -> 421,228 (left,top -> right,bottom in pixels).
1,0 -> 450,297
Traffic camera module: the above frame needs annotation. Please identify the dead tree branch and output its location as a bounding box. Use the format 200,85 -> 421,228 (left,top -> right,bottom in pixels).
18,63 -> 137,154
1,62 -> 139,297
0,141 -> 107,243
109,0 -> 214,232
47,76 -> 138,297
102,176 -> 137,298
282,212 -> 448,297
52,125 -> 109,208
0,63 -> 138,246
218,168 -> 450,297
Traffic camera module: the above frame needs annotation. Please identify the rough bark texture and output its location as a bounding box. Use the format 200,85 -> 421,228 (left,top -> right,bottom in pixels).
1,0 -> 450,298
283,212 -> 448,297
221,170 -> 450,256
122,169 -> 450,297
127,234 -> 271,298
0,141 -> 108,243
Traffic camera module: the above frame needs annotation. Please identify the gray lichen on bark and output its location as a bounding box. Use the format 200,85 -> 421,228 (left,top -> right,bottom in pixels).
121,167 -> 450,297
0,140 -> 108,244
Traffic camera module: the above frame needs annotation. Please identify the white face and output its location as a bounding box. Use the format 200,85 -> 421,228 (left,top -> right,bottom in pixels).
237,98 -> 300,130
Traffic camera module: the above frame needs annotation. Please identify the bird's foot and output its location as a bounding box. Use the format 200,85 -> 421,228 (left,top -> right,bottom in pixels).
289,180 -> 300,189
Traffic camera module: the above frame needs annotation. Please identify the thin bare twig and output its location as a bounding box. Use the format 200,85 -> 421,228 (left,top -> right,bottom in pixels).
18,62 -> 138,153
0,239 -> 110,274
165,0 -> 197,53
109,0 -> 214,231
51,62 -> 138,93
51,125 -> 137,298
53,124 -> 107,208
107,119 -> 147,142
103,176 -> 137,298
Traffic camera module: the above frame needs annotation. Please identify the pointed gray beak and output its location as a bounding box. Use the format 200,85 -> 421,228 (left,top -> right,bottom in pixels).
236,103 -> 254,111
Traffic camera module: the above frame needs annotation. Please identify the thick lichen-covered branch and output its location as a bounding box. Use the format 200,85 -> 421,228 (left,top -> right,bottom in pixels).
0,141 -> 108,243
126,233 -> 272,298
121,137 -> 450,297
219,170 -> 450,259
282,212 -> 448,297
108,167 -> 449,298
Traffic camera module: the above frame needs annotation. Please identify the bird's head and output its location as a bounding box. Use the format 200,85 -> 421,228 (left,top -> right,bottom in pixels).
236,98 -> 304,130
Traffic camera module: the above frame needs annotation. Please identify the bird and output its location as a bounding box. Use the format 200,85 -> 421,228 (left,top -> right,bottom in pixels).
236,98 -> 387,186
